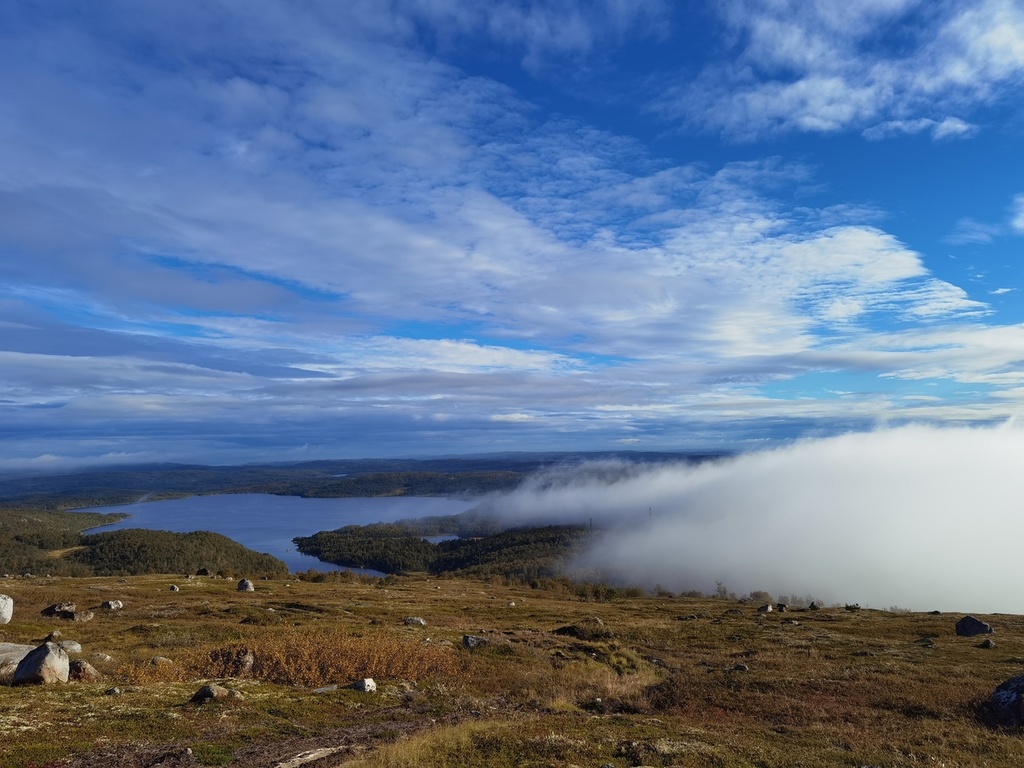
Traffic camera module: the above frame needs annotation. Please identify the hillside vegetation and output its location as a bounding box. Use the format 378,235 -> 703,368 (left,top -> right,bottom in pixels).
2,572 -> 1024,767
294,522 -> 590,580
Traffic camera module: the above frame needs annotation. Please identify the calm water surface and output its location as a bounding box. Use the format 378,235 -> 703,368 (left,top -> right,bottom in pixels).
83,494 -> 478,573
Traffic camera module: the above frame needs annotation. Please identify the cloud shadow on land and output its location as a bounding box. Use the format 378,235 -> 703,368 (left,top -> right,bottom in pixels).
479,424 -> 1024,613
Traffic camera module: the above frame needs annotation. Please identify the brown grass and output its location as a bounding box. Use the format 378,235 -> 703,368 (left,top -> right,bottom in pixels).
3,573 -> 1024,767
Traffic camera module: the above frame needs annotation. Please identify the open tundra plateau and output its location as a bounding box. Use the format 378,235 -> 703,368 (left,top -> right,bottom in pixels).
3,571 -> 1024,767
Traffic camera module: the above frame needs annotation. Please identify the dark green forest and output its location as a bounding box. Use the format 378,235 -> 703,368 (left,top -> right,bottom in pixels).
294,522 -> 591,581
73,529 -> 287,577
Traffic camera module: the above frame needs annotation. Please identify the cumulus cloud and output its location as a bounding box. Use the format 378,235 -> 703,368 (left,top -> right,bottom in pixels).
480,424 -> 1024,612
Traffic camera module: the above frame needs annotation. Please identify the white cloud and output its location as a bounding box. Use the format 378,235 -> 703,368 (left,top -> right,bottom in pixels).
1012,194 -> 1024,233
482,424 -> 1024,612
661,0 -> 1024,139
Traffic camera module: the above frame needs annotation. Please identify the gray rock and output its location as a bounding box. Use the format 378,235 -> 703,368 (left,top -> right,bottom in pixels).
956,615 -> 994,637
69,659 -> 101,683
462,634 -> 488,650
59,640 -> 82,654
100,600 -> 124,610
980,637 -> 997,649
151,656 -> 173,666
92,652 -> 115,664
169,584 -> 180,592
12,642 -> 70,685
757,603 -> 773,614
0,594 -> 12,625
404,616 -> 427,627
0,642 -> 36,683
808,601 -> 821,611
237,578 -> 255,592
987,675 -> 1024,726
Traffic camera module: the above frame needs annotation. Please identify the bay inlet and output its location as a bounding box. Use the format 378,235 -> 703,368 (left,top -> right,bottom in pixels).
82,494 -> 479,573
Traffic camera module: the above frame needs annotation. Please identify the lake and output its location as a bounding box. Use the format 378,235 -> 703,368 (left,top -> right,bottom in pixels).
82,494 -> 479,573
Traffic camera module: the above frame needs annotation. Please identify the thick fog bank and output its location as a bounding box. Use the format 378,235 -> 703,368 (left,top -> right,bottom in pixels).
482,425 -> 1024,613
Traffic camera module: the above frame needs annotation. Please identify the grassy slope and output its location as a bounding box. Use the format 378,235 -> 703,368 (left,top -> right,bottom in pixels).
1,572 -> 1023,767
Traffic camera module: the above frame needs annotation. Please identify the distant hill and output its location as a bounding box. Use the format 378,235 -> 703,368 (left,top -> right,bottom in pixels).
0,451 -> 730,510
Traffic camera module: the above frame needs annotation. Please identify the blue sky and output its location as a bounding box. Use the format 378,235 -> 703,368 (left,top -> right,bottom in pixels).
2,0 -> 1024,470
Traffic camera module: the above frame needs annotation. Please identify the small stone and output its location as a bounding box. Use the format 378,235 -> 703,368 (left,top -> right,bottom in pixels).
59,640 -> 82,654
92,653 -> 115,664
980,638 -> 997,649
105,686 -> 122,696
808,602 -> 821,611
169,585 -> 180,592
730,663 -> 749,672
404,616 -> 427,627
462,634 -> 488,650
757,603 -> 773,614
100,600 -> 124,611
151,656 -> 173,666
237,579 -> 255,592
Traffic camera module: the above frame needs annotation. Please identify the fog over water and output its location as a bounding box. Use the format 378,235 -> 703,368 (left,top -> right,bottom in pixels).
481,425 -> 1024,613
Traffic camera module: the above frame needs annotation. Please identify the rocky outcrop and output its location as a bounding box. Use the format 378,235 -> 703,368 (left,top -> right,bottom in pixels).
956,616 -> 993,637
40,602 -> 93,622
12,642 -> 70,685
0,594 -> 12,625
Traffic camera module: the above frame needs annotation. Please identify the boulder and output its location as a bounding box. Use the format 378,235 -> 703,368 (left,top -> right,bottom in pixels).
12,642 -> 70,685
100,600 -> 124,611
986,675 -> 1024,727
237,579 -> 255,592
41,601 -> 76,619
0,594 -> 13,625
60,640 -> 83,654
956,615 -> 994,637
808,601 -> 821,611
0,642 -> 36,683
191,683 -> 241,703
353,678 -> 377,693
69,659 -> 101,683
757,603 -> 773,614
404,616 -> 427,627
462,634 -> 488,650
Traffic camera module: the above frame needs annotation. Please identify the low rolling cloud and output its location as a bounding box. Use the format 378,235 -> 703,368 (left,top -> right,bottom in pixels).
481,424 -> 1024,613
